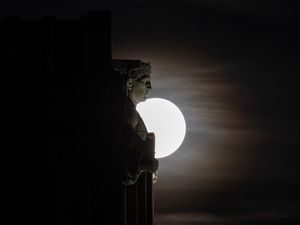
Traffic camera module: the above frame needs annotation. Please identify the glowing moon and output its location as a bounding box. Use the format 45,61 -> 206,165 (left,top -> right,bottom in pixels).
136,98 -> 186,158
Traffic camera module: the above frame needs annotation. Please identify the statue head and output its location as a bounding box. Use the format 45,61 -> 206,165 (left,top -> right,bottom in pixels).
112,60 -> 152,105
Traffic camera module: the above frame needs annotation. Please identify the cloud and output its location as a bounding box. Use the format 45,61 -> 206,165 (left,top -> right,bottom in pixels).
155,210 -> 299,225
155,212 -> 224,224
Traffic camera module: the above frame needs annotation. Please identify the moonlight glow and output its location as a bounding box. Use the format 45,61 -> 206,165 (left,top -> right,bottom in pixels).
136,98 -> 186,158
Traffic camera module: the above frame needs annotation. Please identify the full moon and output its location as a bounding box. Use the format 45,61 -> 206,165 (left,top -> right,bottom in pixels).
136,98 -> 186,158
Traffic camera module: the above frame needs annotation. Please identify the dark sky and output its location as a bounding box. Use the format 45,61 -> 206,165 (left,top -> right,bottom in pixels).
1,1 -> 299,224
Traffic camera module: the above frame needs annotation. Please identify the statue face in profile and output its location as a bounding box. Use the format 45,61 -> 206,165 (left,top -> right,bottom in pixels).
129,75 -> 152,104
111,59 -> 152,105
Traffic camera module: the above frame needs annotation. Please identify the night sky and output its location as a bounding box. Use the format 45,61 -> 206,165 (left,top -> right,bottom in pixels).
2,1 -> 299,224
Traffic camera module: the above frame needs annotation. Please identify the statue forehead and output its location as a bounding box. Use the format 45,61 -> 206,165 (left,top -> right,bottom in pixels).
139,75 -> 150,80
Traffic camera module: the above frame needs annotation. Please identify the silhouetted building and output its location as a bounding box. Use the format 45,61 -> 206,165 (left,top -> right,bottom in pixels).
2,11 -> 154,225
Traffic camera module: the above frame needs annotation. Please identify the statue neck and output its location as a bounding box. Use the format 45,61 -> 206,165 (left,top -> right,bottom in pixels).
129,94 -> 138,106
